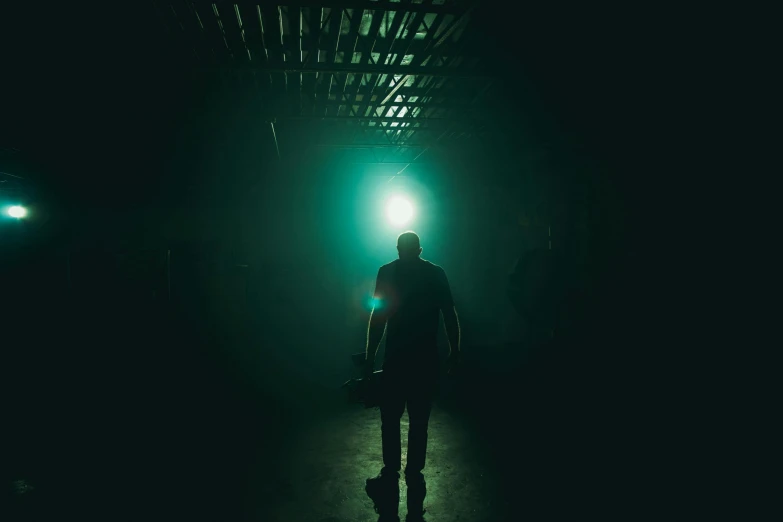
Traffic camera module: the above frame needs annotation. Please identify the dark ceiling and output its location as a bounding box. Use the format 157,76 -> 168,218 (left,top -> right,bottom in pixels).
2,0 -> 696,223
149,0 -> 502,171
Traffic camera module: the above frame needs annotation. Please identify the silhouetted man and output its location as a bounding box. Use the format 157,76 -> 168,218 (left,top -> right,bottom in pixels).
364,231 -> 461,522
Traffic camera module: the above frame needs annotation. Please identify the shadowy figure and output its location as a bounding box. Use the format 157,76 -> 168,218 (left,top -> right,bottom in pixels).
364,231 -> 461,522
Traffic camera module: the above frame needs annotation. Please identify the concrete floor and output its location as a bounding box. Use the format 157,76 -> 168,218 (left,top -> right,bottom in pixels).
254,402 -> 503,522
6,362 -> 708,521
6,342 -> 684,521
5,349 -> 516,521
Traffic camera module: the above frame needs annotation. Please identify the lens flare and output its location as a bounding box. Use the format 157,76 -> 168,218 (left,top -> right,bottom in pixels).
7,206 -> 27,219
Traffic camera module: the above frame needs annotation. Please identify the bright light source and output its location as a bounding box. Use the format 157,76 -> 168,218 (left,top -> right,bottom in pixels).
386,196 -> 413,226
7,206 -> 27,219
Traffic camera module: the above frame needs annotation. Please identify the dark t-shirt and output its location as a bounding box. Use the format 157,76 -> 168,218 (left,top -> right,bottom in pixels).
373,258 -> 454,370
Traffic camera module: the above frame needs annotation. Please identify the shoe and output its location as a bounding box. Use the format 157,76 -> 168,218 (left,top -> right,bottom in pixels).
406,477 -> 427,521
366,473 -> 400,516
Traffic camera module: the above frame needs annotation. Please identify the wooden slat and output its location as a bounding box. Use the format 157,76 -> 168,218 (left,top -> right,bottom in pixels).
277,115 -> 471,127
205,1 -> 462,15
310,7 -> 330,115
259,5 -> 285,65
157,2 -> 189,57
358,9 -> 384,66
302,7 -> 320,115
290,7 -> 303,66
237,3 -> 269,64
375,13 -> 421,110
415,75 -> 451,111
308,143 -> 429,149
359,82 -> 455,99
336,8 -> 363,54
353,9 -> 387,120
409,6 -> 473,78
340,7 -> 377,117
307,6 -> 324,64
169,0 -> 210,62
375,9 -> 407,67
397,9 -> 427,58
313,8 -> 341,115
191,2 -> 230,62
364,10 -> 409,126
323,99 -> 479,110
336,8 -> 364,116
291,6 -> 303,115
326,8 -> 343,63
156,1 -> 482,130
201,61 -> 485,77
277,6 -> 303,116
217,3 -> 249,63
312,9 -> 331,115
426,12 -> 472,68
410,12 -> 447,67
258,5 -> 287,111
324,8 -> 344,115
377,9 -> 427,110
359,8 -> 414,126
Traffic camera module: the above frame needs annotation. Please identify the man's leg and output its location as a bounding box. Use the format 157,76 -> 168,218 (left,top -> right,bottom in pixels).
367,372 -> 406,518
404,378 -> 436,519
380,374 -> 407,478
405,376 -> 436,480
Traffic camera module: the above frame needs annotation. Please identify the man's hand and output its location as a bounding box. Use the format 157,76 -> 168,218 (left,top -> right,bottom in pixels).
446,352 -> 462,375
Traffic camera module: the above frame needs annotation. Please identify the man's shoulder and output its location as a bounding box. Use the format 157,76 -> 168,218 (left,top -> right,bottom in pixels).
379,259 -> 445,274
377,260 -> 397,279
379,260 -> 398,272
421,259 -> 446,274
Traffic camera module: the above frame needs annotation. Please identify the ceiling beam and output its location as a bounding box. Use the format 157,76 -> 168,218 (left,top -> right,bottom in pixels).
319,100 -> 475,110
202,1 -> 464,15
277,115 -> 479,124
309,143 -> 430,149
201,62 -> 489,78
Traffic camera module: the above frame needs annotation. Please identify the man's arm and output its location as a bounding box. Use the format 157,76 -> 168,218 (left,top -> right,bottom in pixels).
438,267 -> 461,358
365,308 -> 387,376
442,306 -> 461,357
365,268 -> 388,377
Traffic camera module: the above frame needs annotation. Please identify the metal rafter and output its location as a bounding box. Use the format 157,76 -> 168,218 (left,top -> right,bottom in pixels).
203,1 -> 464,15
366,6 -> 473,136
279,115 -> 470,123
154,0 -> 486,156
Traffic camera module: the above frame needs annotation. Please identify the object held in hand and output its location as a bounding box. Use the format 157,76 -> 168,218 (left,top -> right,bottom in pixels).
342,370 -> 385,408
343,352 -> 385,407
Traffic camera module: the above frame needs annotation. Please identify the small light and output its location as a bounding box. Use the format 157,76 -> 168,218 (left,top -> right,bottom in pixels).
8,206 -> 28,219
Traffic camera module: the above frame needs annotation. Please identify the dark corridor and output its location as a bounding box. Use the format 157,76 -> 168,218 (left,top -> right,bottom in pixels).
1,1 -> 758,520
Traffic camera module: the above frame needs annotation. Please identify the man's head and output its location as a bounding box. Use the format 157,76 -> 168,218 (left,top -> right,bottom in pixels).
397,231 -> 422,260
